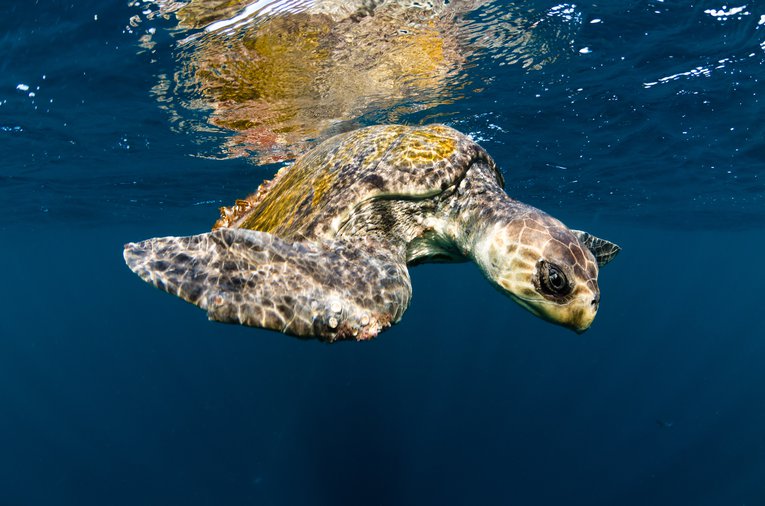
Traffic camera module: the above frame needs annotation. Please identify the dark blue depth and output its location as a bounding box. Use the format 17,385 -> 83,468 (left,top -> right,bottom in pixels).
1,1 -> 764,505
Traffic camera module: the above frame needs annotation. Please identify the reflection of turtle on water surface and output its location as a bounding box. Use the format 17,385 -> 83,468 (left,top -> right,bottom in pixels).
154,0 -> 565,161
124,125 -> 620,341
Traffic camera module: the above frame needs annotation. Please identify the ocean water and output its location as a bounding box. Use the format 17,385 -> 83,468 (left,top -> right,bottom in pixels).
1,1 -> 764,505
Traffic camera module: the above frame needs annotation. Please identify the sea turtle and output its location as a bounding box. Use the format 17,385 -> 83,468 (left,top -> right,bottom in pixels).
124,124 -> 620,341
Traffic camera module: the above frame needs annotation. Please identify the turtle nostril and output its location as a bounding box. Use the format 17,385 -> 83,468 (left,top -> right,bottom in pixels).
591,294 -> 600,307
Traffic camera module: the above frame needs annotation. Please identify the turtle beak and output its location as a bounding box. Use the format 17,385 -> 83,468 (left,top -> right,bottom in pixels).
572,318 -> 593,334
565,294 -> 599,333
518,293 -> 598,333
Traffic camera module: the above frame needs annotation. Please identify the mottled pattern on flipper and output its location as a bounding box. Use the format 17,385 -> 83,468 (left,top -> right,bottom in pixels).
123,229 -> 411,342
570,230 -> 621,267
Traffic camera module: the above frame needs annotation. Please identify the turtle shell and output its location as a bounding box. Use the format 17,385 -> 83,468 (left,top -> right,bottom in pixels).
214,124 -> 502,240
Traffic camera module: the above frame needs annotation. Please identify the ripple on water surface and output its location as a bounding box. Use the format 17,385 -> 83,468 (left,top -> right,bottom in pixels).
129,0 -> 578,163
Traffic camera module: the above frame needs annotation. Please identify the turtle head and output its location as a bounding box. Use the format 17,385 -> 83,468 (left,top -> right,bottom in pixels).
472,213 -> 620,333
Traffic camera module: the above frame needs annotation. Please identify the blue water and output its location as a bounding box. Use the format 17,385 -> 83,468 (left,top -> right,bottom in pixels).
2,1 -> 764,504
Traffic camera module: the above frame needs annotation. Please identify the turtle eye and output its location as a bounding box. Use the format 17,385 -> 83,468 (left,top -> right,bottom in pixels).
539,261 -> 572,296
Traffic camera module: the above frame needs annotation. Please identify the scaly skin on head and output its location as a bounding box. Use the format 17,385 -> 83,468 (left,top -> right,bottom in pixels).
444,161 -> 601,333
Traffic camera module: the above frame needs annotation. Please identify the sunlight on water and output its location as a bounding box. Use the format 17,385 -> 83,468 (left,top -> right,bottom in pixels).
643,6 -> 763,89
2,0 -> 764,228
130,0 -> 581,163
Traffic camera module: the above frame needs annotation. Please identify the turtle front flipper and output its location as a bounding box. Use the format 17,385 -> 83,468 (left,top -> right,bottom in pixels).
123,229 -> 411,341
570,230 -> 621,267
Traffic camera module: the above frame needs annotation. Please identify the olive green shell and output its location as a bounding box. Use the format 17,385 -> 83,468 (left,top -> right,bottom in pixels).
214,124 -> 502,240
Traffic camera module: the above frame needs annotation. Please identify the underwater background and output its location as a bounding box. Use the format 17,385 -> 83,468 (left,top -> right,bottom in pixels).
2,0 -> 764,504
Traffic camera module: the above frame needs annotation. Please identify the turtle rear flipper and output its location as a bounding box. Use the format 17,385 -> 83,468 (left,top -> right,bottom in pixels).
123,229 -> 411,341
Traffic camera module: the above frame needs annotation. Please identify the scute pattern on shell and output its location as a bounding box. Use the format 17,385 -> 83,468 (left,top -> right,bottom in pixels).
214,124 -> 502,240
